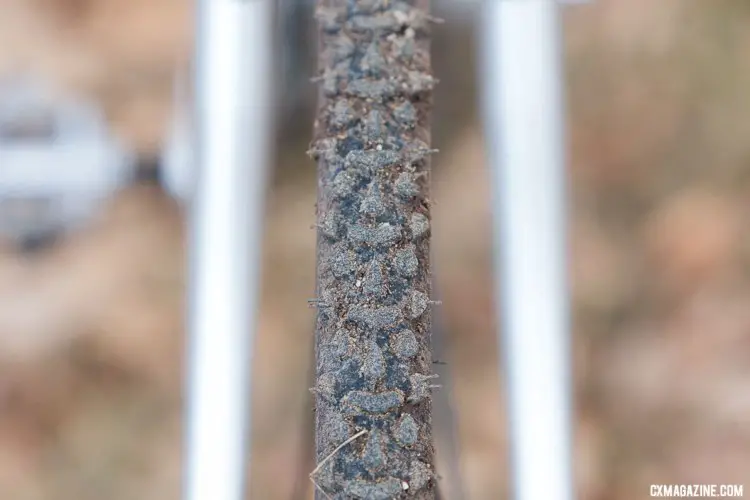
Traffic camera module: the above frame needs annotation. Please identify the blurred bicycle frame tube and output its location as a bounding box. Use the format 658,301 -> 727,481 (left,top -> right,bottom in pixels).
480,1 -> 575,500
183,1 -> 274,500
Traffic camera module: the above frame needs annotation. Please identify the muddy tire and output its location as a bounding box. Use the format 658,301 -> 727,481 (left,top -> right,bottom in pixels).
310,1 -> 439,498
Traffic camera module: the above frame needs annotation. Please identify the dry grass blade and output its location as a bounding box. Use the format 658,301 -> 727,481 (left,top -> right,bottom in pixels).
309,429 -> 368,499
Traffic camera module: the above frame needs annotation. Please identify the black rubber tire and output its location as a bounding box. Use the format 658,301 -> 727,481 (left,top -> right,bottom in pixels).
309,1 -> 439,498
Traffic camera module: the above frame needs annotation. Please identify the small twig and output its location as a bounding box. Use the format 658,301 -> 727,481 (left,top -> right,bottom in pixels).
310,429 -> 368,477
309,429 -> 368,499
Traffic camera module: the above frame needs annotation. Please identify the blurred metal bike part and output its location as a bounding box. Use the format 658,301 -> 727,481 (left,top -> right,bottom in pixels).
276,0 -> 316,127
0,77 -> 136,251
161,0 -> 310,205
480,1 -> 575,500
162,72 -> 194,203
182,2 -> 275,500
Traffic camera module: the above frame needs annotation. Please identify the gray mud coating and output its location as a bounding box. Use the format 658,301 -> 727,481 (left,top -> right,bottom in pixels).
319,211 -> 341,239
362,429 -> 387,470
317,372 -> 339,402
362,259 -> 387,298
371,223 -> 402,247
331,34 -> 356,62
347,78 -> 396,100
408,373 -> 439,404
365,110 -> 386,143
360,183 -> 387,218
312,0 -> 436,497
409,213 -> 430,241
330,99 -> 356,128
408,461 -> 432,491
346,149 -> 401,171
407,290 -> 429,319
394,100 -> 417,127
330,244 -> 357,278
329,329 -> 350,358
346,222 -> 402,248
345,477 -> 404,499
325,412 -> 352,445
361,341 -> 387,385
362,41 -> 387,76
331,170 -> 361,199
347,305 -> 401,331
395,172 -> 420,200
394,245 -> 419,277
342,390 -> 404,414
392,329 -> 419,359
395,413 -> 419,446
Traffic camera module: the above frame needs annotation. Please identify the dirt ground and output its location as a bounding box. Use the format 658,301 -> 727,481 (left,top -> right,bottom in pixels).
1,1 -> 750,499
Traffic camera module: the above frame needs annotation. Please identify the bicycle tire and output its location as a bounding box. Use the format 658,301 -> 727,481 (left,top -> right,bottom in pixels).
309,1 -> 439,498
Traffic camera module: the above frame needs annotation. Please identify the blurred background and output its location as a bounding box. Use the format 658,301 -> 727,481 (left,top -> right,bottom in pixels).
0,0 -> 749,499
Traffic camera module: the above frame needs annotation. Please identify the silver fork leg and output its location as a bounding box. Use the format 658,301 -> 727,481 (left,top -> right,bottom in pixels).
183,1 -> 274,500
479,2 -> 574,500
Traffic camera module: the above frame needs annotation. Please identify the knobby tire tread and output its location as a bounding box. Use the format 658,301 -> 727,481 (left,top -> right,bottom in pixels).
310,1 -> 438,498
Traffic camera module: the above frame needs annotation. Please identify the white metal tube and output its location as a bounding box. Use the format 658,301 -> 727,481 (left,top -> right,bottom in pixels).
184,1 -> 274,500
479,2 -> 574,500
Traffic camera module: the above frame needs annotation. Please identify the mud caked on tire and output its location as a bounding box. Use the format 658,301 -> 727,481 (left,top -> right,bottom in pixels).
310,0 -> 440,498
